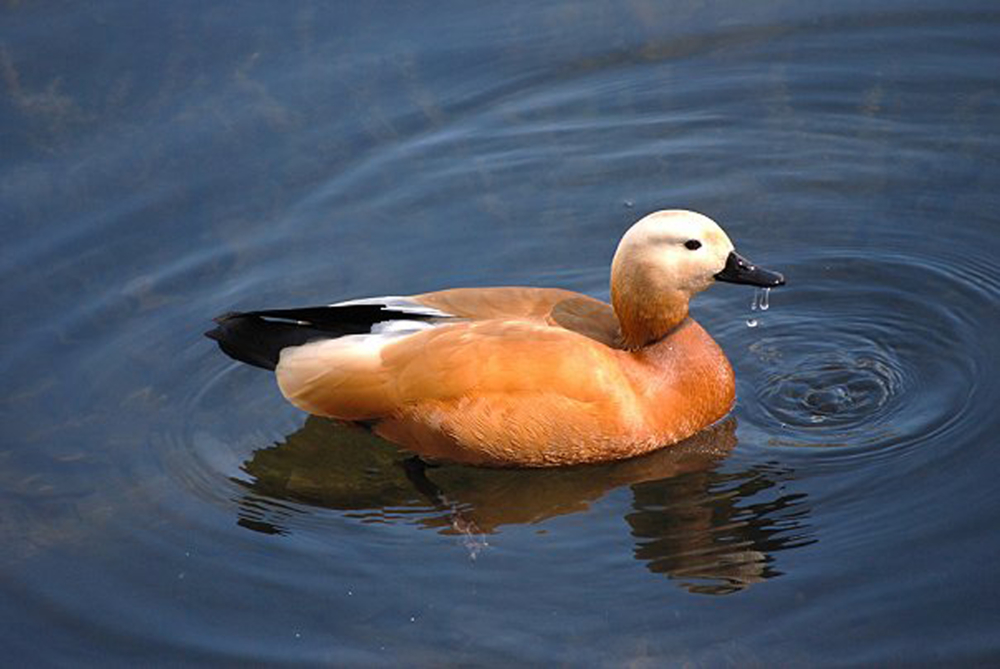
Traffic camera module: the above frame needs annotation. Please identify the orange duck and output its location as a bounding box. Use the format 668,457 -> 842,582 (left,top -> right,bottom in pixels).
207,210 -> 784,467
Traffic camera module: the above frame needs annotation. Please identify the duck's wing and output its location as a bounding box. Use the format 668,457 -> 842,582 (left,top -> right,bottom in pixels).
261,289 -> 624,424
207,289 -> 622,372
275,318 -> 638,428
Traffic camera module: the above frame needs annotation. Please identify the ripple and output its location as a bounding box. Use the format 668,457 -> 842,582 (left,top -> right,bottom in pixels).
724,249 -> 999,463
761,347 -> 903,431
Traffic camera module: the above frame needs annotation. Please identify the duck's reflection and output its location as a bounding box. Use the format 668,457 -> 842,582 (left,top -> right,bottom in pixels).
234,416 -> 814,594
626,463 -> 814,594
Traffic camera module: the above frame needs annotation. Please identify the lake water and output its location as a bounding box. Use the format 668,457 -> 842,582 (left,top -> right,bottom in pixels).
3,1 -> 999,665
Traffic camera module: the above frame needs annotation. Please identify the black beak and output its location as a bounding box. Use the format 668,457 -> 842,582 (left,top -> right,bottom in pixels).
714,251 -> 785,287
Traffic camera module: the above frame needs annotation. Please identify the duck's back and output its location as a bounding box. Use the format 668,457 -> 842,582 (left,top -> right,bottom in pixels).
414,287 -> 621,347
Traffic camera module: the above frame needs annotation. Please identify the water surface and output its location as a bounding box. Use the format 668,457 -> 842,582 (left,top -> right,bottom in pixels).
2,1 -> 999,665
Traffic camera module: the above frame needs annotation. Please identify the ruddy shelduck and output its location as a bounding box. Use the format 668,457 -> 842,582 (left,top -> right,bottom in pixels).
207,210 -> 784,467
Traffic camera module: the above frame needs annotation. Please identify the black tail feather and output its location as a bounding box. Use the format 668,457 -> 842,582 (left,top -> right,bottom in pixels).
204,313 -> 324,371
205,304 -> 439,371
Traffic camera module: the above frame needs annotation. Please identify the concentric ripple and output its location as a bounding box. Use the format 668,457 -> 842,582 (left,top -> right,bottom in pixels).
722,249 -> 999,458
761,346 -> 903,431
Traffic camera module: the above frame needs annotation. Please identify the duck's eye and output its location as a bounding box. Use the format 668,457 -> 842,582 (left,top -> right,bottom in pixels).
684,239 -> 702,250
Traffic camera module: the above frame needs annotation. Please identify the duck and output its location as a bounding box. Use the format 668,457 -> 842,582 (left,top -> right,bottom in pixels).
206,210 -> 784,467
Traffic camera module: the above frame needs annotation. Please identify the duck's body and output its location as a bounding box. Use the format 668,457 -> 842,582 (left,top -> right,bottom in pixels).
208,210 -> 783,467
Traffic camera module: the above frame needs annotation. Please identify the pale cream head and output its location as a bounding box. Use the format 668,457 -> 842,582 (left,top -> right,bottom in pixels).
610,210 -> 736,349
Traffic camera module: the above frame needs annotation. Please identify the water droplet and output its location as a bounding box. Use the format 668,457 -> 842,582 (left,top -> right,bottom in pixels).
750,288 -> 761,311
760,287 -> 771,311
747,318 -> 758,328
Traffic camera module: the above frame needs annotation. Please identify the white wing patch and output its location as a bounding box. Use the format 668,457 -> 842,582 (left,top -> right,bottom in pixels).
330,295 -> 454,319
371,319 -> 437,335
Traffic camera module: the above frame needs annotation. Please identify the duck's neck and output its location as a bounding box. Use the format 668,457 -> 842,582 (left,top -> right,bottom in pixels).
611,284 -> 690,350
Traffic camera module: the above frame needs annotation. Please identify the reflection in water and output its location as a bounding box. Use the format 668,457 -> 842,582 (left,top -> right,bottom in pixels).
628,464 -> 814,595
235,416 -> 814,593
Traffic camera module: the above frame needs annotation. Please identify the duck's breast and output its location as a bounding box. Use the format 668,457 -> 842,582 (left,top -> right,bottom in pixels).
623,318 -> 735,444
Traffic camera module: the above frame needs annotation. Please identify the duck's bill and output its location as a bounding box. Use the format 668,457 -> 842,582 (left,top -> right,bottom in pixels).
714,251 -> 785,287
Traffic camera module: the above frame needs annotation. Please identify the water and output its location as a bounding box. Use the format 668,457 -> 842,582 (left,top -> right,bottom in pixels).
3,1 -> 999,665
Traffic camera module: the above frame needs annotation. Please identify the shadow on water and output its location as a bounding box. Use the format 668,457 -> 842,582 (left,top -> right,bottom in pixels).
234,415 -> 815,595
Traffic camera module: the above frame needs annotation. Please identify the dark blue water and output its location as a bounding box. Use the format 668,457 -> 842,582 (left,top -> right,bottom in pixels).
3,1 -> 999,665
